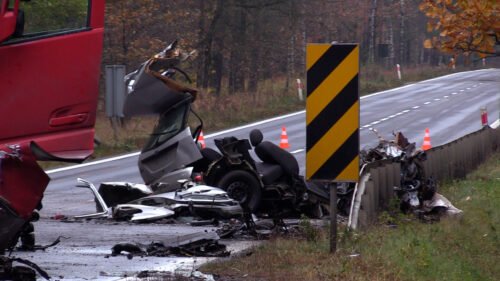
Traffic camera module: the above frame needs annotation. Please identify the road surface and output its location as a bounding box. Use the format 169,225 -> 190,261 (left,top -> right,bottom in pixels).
13,68 -> 500,280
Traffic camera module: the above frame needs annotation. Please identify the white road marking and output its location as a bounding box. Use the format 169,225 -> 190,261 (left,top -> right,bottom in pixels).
466,87 -> 471,90
402,110 -> 410,113
46,152 -> 141,174
46,69 -> 495,174
47,111 -> 306,174
434,98 -> 441,101
412,106 -> 420,109
492,119 -> 500,129
424,101 -> 431,105
460,89 -> 464,92
444,96 -> 449,98
370,121 -> 381,125
380,117 -> 389,121
291,148 -> 304,154
451,92 -> 457,95
362,125 -> 371,128
360,69 -> 490,100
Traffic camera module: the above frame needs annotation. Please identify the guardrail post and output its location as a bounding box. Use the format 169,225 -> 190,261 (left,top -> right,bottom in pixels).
371,169 -> 381,214
329,183 -> 337,253
365,180 -> 375,225
384,164 -> 396,208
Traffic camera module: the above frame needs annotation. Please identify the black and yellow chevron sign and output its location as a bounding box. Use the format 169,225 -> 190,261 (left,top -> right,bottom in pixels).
306,44 -> 359,182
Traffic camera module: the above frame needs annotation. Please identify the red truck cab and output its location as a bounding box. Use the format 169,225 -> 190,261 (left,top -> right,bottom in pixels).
0,0 -> 104,252
0,0 -> 104,158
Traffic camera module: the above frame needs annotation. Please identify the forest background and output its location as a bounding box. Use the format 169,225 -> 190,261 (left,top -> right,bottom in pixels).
95,0 -> 499,154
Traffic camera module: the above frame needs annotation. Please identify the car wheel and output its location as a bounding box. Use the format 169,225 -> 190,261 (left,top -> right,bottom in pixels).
217,170 -> 262,212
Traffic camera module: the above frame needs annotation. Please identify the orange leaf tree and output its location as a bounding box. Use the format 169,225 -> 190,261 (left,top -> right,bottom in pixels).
419,0 -> 500,57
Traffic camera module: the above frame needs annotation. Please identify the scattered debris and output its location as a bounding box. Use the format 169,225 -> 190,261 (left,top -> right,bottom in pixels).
134,270 -> 215,281
359,129 -> 407,163
50,214 -> 67,220
109,232 -> 230,258
189,218 -> 219,227
16,235 -> 69,252
362,129 -> 462,219
128,184 -> 243,219
111,243 -> 146,259
0,256 -> 50,281
97,182 -> 152,211
216,216 -> 305,240
421,192 -> 463,216
75,178 -> 242,223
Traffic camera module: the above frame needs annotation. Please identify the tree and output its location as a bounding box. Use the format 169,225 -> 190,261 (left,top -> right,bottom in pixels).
420,0 -> 500,57
104,0 -> 165,67
368,0 -> 379,64
399,0 -> 406,64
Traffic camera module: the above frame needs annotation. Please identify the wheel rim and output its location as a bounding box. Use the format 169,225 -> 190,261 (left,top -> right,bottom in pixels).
226,181 -> 249,203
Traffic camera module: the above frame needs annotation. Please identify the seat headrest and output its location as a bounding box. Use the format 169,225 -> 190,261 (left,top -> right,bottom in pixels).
249,129 -> 263,147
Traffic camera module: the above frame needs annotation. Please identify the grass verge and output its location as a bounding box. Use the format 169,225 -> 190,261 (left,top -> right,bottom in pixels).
201,152 -> 500,281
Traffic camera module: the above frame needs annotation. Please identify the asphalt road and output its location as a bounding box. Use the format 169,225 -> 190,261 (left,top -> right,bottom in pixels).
13,68 -> 500,280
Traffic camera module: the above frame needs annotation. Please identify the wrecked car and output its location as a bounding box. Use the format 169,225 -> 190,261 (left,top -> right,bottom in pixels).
94,40 -> 329,219
202,129 -> 329,217
76,177 -> 242,222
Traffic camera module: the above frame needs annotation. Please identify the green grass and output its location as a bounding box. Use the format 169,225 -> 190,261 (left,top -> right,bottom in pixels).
201,152 -> 500,281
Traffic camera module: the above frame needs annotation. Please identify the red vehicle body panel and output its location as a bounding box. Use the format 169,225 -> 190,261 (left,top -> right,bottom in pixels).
0,0 -> 104,158
1,146 -> 50,218
0,0 -> 104,251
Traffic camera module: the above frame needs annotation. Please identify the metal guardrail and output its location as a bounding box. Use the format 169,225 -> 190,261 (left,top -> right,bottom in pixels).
351,126 -> 500,229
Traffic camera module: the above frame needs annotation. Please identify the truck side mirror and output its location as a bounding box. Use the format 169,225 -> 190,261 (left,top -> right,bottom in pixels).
0,0 -> 18,42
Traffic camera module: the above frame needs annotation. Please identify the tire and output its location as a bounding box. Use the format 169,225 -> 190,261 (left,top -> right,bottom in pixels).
12,266 -> 36,281
217,170 -> 262,212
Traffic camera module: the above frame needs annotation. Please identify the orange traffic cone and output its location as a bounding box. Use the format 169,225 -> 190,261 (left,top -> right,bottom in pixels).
421,128 -> 432,151
279,126 -> 290,149
198,130 -> 206,149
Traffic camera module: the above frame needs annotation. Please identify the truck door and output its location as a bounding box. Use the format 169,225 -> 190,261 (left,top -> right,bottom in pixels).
0,0 -> 104,160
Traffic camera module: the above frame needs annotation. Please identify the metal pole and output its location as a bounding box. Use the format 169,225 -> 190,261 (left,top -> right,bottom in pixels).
330,183 -> 337,253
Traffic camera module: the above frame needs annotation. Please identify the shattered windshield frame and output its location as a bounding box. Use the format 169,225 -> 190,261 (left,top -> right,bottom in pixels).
142,98 -> 191,152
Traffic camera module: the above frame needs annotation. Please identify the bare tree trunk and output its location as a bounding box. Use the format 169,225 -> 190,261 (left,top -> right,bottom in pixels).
196,0 -> 207,88
285,1 -> 298,93
228,5 -> 247,94
399,0 -> 405,64
300,1 -> 306,78
387,16 -> 395,67
120,2 -> 128,65
196,0 -> 209,88
419,45 -> 424,65
368,0 -> 378,64
197,0 -> 224,90
247,8 -> 261,93
210,52 -> 223,95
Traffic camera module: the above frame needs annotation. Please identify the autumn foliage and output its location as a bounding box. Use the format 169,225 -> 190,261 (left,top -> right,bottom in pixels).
420,0 -> 500,57
100,0 -> 498,98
